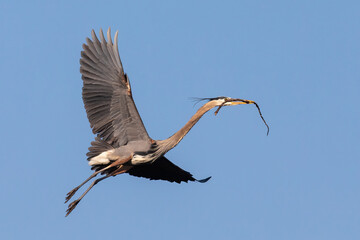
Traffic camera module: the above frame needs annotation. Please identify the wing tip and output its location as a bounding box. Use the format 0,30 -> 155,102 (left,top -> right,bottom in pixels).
107,27 -> 112,44
196,176 -> 212,183
99,28 -> 104,39
114,30 -> 119,45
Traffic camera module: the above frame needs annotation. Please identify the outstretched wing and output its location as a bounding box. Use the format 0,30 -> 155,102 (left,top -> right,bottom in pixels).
127,156 -> 211,183
80,28 -> 150,158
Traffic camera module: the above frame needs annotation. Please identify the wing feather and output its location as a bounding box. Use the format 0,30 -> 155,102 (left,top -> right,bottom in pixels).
128,156 -> 211,184
80,28 -> 150,159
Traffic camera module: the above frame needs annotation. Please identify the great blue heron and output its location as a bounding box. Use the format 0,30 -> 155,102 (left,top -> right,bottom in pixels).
65,28 -> 269,216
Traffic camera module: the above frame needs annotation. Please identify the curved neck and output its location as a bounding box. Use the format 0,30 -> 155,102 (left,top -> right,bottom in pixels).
156,100 -> 220,155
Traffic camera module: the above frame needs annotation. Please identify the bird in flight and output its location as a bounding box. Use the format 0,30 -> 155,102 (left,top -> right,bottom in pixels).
65,28 -> 269,216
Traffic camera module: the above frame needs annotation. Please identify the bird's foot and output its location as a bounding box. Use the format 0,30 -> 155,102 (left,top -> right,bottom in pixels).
65,199 -> 80,217
65,186 -> 79,203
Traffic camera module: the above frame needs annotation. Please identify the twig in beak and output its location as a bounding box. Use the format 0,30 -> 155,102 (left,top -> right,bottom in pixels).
253,102 -> 270,136
214,102 -> 226,116
226,98 -> 270,136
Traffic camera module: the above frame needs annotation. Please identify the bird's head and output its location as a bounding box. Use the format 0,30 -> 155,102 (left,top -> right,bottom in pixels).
195,96 -> 270,135
207,96 -> 255,106
198,96 -> 255,109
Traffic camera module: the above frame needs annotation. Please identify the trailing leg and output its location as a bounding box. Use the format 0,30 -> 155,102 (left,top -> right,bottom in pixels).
65,156 -> 132,203
65,175 -> 110,216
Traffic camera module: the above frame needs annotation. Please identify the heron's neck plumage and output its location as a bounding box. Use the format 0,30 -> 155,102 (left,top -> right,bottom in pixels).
156,100 -> 220,156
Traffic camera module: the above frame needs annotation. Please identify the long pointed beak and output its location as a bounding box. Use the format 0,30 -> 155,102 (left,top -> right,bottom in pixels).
227,98 -> 255,105
215,99 -> 254,115
228,100 -> 255,105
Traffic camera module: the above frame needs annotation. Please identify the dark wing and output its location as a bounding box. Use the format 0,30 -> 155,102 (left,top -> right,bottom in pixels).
80,28 -> 150,159
127,156 -> 211,184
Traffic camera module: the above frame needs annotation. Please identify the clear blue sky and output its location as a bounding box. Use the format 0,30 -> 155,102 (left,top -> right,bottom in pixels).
1,1 -> 359,239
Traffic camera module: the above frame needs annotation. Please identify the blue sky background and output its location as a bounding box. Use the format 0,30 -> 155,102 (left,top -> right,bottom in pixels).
1,1 -> 359,239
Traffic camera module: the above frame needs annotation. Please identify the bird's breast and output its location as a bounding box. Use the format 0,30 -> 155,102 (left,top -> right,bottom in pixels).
130,154 -> 156,165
